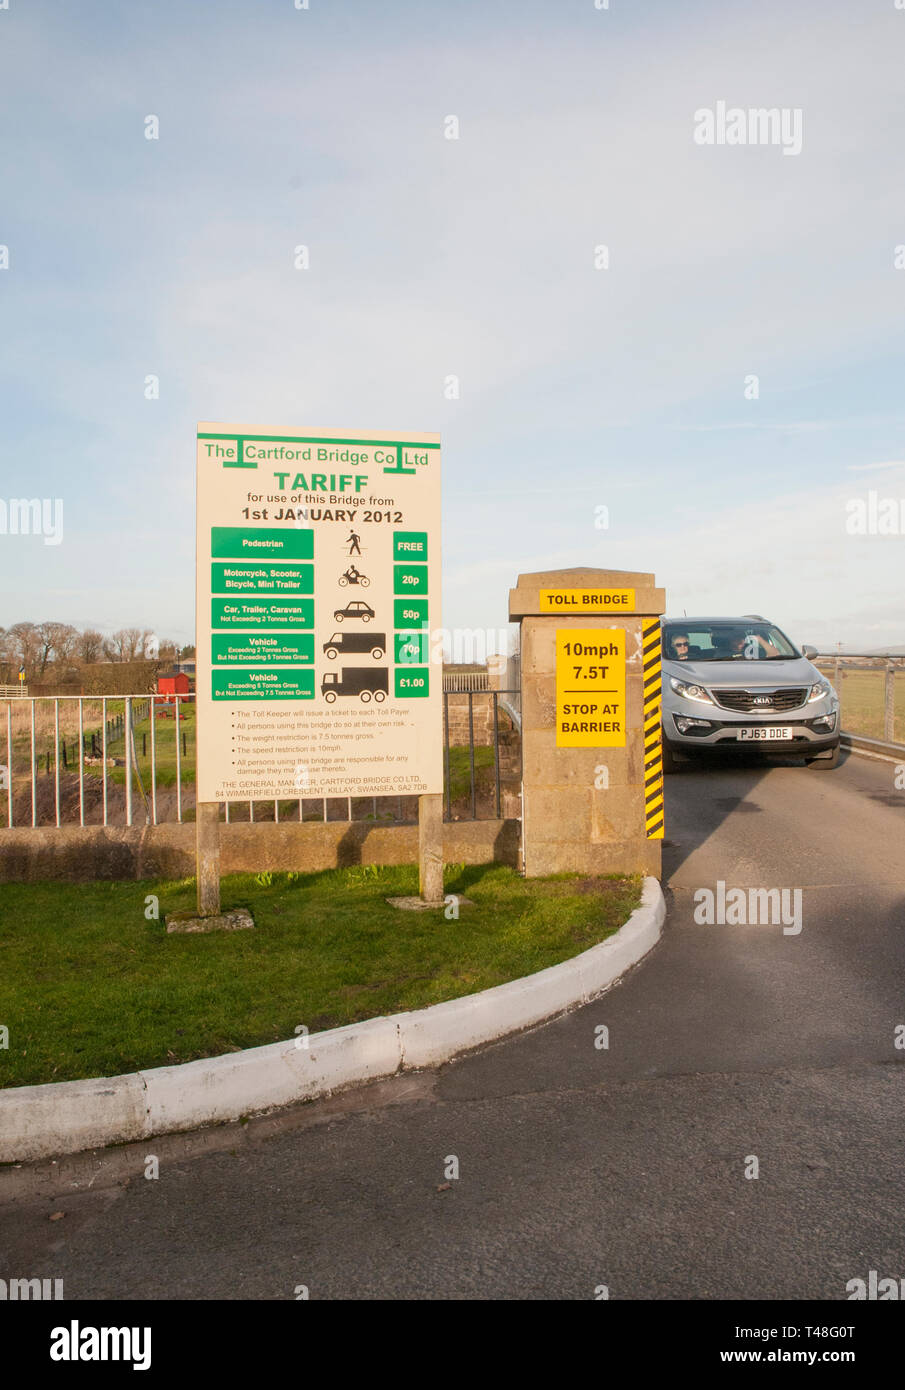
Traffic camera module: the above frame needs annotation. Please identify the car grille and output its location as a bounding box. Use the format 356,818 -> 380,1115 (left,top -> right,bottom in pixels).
712,687 -> 808,713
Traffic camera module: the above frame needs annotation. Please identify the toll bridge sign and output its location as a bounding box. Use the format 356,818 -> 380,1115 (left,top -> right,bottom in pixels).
196,421 -> 442,802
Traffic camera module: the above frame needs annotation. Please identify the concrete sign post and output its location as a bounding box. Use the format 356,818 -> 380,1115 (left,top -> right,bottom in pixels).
509,567 -> 666,879
195,801 -> 221,916
195,422 -> 443,906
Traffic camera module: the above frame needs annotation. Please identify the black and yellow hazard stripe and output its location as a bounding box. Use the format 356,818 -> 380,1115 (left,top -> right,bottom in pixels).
642,618 -> 664,838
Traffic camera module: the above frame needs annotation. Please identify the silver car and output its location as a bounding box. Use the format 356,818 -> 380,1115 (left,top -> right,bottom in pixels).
661,616 -> 840,772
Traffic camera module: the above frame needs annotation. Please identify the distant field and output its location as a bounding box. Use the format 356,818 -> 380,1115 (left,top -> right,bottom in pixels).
818,668 -> 905,743
104,703 -> 195,788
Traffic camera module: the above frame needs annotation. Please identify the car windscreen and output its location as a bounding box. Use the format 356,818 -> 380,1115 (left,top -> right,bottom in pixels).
662,622 -> 799,662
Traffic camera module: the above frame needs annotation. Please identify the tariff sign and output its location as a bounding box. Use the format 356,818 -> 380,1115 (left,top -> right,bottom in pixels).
195,422 -> 442,802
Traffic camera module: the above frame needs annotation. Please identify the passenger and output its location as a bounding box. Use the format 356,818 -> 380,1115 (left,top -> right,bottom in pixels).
669,633 -> 691,661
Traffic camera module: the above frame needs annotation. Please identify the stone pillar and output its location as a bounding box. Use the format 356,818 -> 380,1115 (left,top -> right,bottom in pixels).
509,567 -> 666,879
486,652 -> 506,690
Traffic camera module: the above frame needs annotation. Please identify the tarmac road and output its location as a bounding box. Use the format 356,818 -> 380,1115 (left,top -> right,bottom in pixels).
3,748 -> 904,1300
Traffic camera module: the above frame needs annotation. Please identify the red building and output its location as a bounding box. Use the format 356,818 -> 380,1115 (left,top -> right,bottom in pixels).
156,671 -> 191,703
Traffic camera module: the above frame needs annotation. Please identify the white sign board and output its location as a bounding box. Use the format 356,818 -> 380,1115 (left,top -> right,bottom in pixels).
196,423 -> 442,802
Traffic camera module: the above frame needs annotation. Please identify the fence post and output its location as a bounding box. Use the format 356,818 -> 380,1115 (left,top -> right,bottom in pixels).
885,661 -> 895,743
124,698 -> 133,827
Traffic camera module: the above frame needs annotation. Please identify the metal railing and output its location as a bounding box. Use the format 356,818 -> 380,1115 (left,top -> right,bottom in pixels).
1,694 -> 183,829
442,671 -> 490,691
0,689 -> 523,828
442,687 -> 522,821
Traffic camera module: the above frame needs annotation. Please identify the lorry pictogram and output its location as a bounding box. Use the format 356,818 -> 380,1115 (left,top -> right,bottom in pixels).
321,667 -> 389,703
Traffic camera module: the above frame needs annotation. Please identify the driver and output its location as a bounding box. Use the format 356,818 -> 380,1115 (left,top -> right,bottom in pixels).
669,632 -> 691,660
345,564 -> 360,580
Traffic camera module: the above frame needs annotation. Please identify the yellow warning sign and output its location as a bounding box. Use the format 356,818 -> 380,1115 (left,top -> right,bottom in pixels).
541,588 -> 635,612
555,629 -> 626,747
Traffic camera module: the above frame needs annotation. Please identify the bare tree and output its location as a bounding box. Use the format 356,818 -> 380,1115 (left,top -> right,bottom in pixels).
36,621 -> 78,673
110,628 -> 143,662
0,628 -> 13,683
76,629 -> 105,664
8,622 -> 41,679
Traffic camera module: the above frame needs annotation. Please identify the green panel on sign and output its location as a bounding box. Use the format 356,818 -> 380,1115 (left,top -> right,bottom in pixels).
211,562 -> 313,595
393,564 -> 428,595
212,670 -> 316,701
210,527 -> 314,559
212,598 -> 314,629
394,598 -> 428,627
395,667 -> 430,698
395,631 -> 428,664
393,531 -> 428,560
211,634 -> 314,665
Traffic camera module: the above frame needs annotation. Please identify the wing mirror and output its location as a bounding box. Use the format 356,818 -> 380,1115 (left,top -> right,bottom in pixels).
802,644 -> 818,660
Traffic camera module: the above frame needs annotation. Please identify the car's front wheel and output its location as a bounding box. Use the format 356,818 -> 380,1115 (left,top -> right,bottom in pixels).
662,740 -> 682,774
805,743 -> 840,769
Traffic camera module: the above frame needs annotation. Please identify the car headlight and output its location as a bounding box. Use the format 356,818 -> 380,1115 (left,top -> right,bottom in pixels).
807,680 -> 832,703
674,715 -> 713,733
669,676 -> 714,705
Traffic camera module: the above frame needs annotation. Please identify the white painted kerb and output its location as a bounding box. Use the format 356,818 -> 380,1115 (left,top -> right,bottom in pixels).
0,877 -> 664,1163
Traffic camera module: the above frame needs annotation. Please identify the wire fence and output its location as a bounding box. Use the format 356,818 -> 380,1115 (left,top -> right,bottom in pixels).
813,655 -> 904,745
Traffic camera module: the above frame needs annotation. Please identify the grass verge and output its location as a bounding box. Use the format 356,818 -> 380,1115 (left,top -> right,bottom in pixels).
0,864 -> 641,1089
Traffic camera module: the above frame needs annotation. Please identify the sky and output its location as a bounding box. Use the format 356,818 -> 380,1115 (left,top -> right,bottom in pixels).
1,0 -> 903,655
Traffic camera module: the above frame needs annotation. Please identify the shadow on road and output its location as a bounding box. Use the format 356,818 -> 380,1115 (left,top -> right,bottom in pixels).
661,746 -> 852,882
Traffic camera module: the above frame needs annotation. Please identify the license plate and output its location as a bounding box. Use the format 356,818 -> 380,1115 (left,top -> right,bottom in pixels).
737,726 -> 794,741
